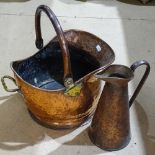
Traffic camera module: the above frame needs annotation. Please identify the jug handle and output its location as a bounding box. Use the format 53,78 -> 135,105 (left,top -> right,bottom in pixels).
1,75 -> 19,92
35,5 -> 73,89
129,60 -> 150,107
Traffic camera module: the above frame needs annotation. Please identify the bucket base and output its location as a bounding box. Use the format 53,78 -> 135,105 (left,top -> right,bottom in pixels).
28,109 -> 92,130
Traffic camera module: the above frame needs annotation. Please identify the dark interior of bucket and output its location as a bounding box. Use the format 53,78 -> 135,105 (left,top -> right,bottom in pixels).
13,42 -> 100,90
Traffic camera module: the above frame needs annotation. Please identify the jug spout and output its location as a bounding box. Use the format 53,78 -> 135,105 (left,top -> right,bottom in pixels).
96,65 -> 134,85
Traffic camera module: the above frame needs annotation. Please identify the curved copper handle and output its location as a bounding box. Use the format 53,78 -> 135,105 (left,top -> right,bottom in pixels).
35,5 -> 73,88
129,60 -> 150,107
1,75 -> 19,92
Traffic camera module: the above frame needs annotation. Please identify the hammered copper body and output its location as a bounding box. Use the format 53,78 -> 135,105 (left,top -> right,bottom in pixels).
1,5 -> 115,129
88,60 -> 150,151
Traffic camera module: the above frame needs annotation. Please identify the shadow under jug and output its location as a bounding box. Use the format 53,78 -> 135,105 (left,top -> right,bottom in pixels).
88,60 -> 150,151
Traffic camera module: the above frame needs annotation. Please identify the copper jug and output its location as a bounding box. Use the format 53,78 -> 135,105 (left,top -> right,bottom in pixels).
88,60 -> 150,151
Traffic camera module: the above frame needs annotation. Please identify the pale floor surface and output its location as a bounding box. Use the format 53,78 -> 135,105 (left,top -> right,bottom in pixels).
0,0 -> 155,155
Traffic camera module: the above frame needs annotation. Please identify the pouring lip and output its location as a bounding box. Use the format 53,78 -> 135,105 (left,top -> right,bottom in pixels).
9,29 -> 115,92
96,64 -> 134,82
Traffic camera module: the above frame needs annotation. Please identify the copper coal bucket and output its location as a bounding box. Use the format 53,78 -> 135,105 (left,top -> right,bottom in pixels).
1,5 -> 115,129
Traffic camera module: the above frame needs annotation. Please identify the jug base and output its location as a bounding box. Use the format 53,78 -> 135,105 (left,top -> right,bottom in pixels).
88,130 -> 131,151
28,109 -> 92,129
